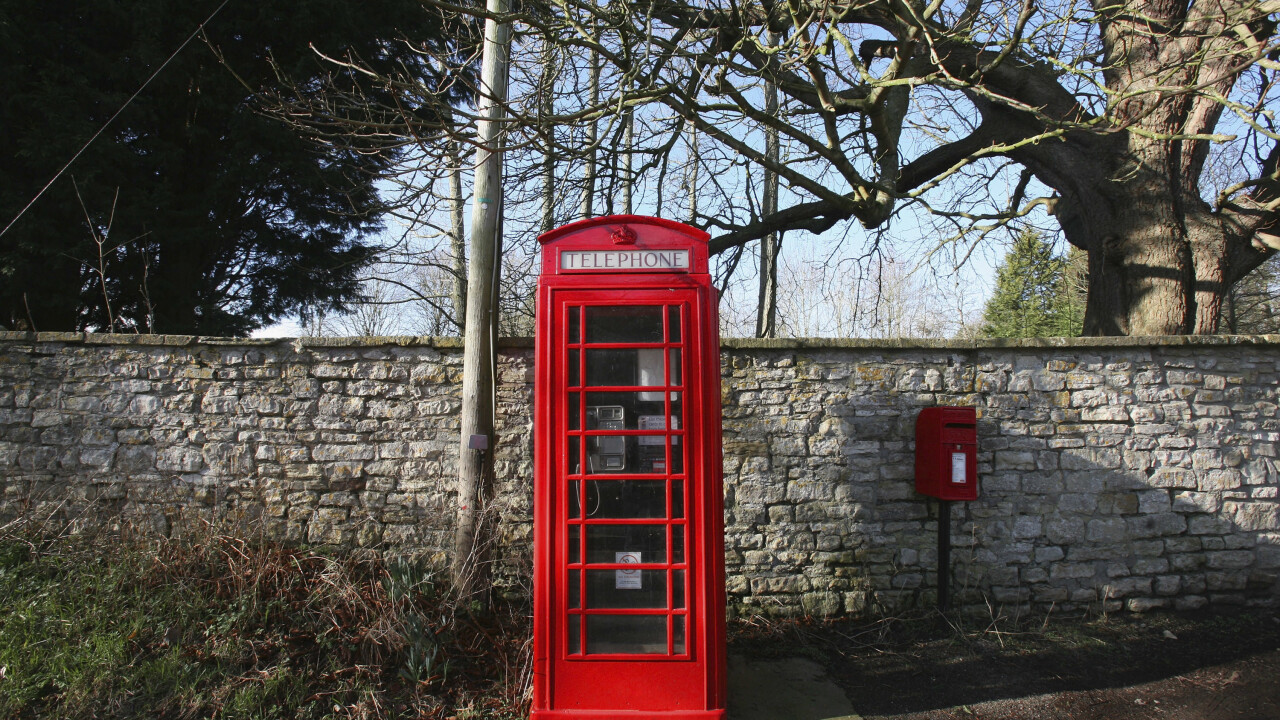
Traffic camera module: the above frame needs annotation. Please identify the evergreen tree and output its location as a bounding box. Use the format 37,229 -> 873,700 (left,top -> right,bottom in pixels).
981,229 -> 1083,338
0,0 -> 461,335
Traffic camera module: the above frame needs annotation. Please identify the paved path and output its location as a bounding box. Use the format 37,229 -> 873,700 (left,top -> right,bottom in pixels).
727,654 -> 861,720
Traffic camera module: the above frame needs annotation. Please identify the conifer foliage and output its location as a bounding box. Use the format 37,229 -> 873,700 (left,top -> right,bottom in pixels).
0,0 -> 458,335
980,230 -> 1083,339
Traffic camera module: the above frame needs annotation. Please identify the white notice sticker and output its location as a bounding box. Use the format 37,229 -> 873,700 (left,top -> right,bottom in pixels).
951,452 -> 967,484
637,415 -> 679,445
616,552 -> 642,589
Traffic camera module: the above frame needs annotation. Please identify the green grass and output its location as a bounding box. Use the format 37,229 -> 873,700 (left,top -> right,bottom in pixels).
0,530 -> 530,720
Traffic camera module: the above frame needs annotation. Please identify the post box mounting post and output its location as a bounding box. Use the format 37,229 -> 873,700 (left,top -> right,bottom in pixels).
914,406 -> 977,612
937,500 -> 951,611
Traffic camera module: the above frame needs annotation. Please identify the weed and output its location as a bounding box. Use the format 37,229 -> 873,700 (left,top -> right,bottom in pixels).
0,522 -> 532,719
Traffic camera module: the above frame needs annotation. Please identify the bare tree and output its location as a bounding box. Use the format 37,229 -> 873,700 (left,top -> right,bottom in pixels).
492,0 -> 1279,336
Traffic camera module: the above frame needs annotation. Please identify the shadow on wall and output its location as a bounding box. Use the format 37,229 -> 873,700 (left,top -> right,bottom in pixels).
719,347 -> 1280,618
0,333 -> 1278,616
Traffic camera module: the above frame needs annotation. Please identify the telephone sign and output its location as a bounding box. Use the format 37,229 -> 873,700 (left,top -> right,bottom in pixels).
532,215 -> 727,719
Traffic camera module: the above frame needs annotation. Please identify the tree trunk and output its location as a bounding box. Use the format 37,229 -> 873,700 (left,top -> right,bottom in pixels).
1069,171 -> 1245,336
539,42 -> 557,235
756,33 -> 781,339
453,0 -> 510,604
579,33 -> 600,219
686,121 -> 698,224
622,106 -> 634,215
449,139 -> 467,330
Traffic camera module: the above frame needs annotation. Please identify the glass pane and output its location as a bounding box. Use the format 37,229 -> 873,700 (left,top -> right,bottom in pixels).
670,439 -> 684,475
585,306 -> 663,343
569,525 -> 580,563
587,433 -> 629,473
637,349 -> 667,397
568,307 -> 581,344
586,350 -> 637,387
583,437 -> 668,474
569,617 -> 581,654
585,525 -> 667,563
586,570 -> 667,608
568,439 -> 581,475
667,306 -> 681,343
569,481 -> 580,519
673,570 -> 685,609
586,392 -> 679,426
569,393 -> 580,430
673,616 -> 686,654
635,437 -> 670,475
582,480 -> 667,518
584,350 -> 680,396
586,615 -> 667,655
568,351 -> 580,387
671,526 -> 684,564
671,480 -> 684,518
570,570 -> 580,608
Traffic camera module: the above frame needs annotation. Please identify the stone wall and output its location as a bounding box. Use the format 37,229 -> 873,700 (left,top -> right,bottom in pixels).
2,331 -> 1279,617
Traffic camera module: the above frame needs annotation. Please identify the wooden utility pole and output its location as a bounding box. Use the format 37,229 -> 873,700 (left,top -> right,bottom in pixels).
453,0 -> 511,602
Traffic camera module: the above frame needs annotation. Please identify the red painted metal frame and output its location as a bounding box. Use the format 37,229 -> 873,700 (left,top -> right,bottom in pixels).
914,406 -> 979,501
533,216 -> 726,719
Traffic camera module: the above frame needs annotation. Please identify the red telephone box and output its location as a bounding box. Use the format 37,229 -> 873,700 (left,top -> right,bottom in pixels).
532,215 -> 727,719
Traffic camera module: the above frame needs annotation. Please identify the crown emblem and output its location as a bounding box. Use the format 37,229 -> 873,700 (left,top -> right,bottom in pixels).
610,226 -> 637,245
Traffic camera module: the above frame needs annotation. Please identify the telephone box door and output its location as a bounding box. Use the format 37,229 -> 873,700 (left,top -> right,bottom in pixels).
533,216 -> 725,720
548,291 -> 711,714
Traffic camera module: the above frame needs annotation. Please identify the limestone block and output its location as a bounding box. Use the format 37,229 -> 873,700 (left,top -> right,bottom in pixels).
1087,518 -> 1127,543
1228,501 -> 1280,531
1126,513 -> 1187,538
1149,467 -> 1197,489
1172,491 -> 1220,513
1137,490 -> 1172,514
157,447 -> 203,473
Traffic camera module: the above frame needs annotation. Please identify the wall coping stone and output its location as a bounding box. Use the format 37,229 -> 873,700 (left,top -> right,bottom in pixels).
3,331 -> 1279,351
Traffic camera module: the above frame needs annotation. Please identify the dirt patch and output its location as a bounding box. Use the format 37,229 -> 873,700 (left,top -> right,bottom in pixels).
729,607 -> 1280,720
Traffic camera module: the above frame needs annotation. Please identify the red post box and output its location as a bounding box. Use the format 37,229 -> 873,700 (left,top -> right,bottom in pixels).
915,406 -> 978,501
532,215 -> 726,719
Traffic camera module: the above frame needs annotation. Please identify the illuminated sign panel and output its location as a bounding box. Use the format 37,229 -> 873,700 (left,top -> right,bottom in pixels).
560,249 -> 691,272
